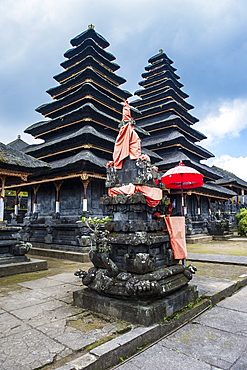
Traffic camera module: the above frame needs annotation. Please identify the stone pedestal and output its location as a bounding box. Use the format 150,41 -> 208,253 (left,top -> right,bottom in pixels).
73,284 -> 198,326
74,156 -> 198,324
0,226 -> 48,276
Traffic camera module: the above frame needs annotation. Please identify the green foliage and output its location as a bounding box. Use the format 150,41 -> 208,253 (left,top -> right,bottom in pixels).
238,217 -> 247,236
4,190 -> 28,197
236,208 -> 247,220
80,216 -> 112,225
161,195 -> 170,206
236,208 -> 247,236
77,216 -> 111,231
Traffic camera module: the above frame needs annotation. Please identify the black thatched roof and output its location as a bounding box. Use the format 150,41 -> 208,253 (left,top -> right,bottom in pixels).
0,142 -> 49,170
148,52 -> 174,65
136,112 -> 206,141
36,82 -> 125,119
50,149 -> 108,170
61,45 -> 120,72
25,125 -> 115,159
131,88 -> 194,112
25,102 -> 121,138
64,37 -> 115,61
154,151 -> 222,181
7,136 -> 29,151
139,71 -> 183,89
142,130 -> 214,160
170,181 -> 236,198
142,68 -> 180,81
136,99 -> 198,125
135,79 -> 189,100
46,68 -> 131,101
212,166 -> 247,189
53,56 -> 126,86
145,58 -> 176,72
70,27 -> 110,48
199,182 -> 236,198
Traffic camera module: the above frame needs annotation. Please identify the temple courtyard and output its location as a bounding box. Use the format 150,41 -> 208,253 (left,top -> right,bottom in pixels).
0,237 -> 247,370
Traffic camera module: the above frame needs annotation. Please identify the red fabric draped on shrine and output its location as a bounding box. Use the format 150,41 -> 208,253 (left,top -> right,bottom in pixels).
108,184 -> 162,207
164,217 -> 187,259
113,101 -> 141,169
109,100 -> 162,207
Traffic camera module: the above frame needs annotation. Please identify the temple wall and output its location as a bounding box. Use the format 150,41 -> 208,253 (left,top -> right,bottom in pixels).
19,177 -> 107,250
59,180 -> 82,216
27,178 -> 106,220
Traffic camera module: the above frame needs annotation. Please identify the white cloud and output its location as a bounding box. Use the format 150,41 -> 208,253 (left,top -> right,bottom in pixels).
210,155 -> 247,181
194,98 -> 247,147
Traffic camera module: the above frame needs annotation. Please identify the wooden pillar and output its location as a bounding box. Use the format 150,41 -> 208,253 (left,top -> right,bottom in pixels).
196,194 -> 201,215
80,174 -> 91,212
218,200 -> 221,215
208,197 -> 211,215
0,176 -> 6,222
53,181 -> 63,213
183,193 -> 187,216
14,189 -> 21,216
32,185 -> 40,213
241,189 -> 245,204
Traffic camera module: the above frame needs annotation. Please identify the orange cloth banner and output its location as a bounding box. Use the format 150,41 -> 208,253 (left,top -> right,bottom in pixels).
164,216 -> 187,259
108,184 -> 162,207
113,122 -> 141,169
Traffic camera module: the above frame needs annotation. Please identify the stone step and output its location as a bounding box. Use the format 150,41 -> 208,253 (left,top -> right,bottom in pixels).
28,247 -> 90,262
186,234 -> 213,244
212,234 -> 233,241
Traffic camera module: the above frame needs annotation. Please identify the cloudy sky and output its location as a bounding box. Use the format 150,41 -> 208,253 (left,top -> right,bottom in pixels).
1,0 -> 247,178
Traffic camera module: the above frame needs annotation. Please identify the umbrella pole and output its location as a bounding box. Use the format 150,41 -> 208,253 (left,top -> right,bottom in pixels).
181,183 -> 187,266
181,182 -> 184,216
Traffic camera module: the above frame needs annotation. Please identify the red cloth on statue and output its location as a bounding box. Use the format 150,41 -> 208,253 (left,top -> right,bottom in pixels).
113,122 -> 141,169
122,100 -> 132,121
108,184 -> 162,207
164,217 -> 187,259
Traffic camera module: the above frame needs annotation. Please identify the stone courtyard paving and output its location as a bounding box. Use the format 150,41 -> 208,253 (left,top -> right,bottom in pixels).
0,258 -> 132,370
0,239 -> 247,370
116,285 -> 247,370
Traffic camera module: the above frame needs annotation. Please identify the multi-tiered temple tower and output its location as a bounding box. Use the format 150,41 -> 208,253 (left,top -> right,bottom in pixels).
17,26 -> 146,248
131,51 -> 236,233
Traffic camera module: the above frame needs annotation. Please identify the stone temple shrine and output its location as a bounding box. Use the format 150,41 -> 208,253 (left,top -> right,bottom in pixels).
4,25 -> 247,253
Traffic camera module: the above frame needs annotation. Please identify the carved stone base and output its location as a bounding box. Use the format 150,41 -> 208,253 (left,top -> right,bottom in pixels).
74,264 -> 197,300
73,284 -> 198,326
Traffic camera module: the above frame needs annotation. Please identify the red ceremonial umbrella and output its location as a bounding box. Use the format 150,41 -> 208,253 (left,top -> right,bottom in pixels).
161,162 -> 204,215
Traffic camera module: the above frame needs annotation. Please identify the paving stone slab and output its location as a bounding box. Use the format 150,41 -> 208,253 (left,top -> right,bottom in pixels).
115,343 -> 218,370
0,327 -> 65,370
230,350 -> 247,370
47,272 -> 82,285
0,312 -> 31,338
217,285 -> 247,313
159,322 -> 247,369
188,253 -> 247,265
0,289 -> 50,311
34,283 -> 79,299
193,306 -> 247,336
37,318 -> 117,351
192,275 -> 236,297
11,302 -> 82,327
18,277 -> 65,289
